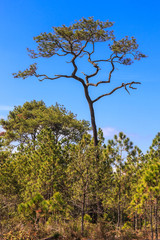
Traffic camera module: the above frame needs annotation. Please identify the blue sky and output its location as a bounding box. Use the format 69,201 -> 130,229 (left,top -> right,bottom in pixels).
0,0 -> 160,152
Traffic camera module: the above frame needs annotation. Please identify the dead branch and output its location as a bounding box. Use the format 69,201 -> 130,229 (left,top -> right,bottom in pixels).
93,81 -> 141,103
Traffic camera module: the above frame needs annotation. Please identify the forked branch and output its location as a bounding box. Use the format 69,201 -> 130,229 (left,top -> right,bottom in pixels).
93,81 -> 141,103
87,56 -> 116,86
35,73 -> 73,82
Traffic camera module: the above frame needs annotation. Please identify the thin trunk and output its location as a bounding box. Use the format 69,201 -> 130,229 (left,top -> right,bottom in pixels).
81,190 -> 86,236
83,86 -> 98,146
144,207 -> 147,231
118,202 -> 120,228
120,206 -> 123,227
134,212 -> 137,231
140,216 -> 142,231
150,203 -> 154,240
135,212 -> 138,231
89,102 -> 98,146
117,187 -> 121,228
154,198 -> 158,240
117,186 -> 121,228
83,86 -> 100,226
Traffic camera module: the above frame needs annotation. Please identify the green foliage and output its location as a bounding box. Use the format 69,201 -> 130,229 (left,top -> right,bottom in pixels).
1,101 -> 160,240
13,17 -> 146,80
0,100 -> 89,147
149,132 -> 160,158
84,213 -> 92,222
14,17 -> 114,63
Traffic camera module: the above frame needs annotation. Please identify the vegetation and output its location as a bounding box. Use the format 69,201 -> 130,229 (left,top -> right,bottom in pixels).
0,100 -> 160,240
1,17 -> 151,239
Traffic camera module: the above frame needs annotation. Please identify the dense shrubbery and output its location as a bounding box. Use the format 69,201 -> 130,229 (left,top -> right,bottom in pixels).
0,101 -> 160,240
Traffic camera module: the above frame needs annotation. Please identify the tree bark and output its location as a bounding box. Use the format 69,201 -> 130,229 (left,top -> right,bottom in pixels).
83,85 -> 98,146
144,207 -> 147,231
135,212 -> 138,231
117,184 -> 121,228
150,203 -> 154,240
81,190 -> 86,236
154,198 -> 158,240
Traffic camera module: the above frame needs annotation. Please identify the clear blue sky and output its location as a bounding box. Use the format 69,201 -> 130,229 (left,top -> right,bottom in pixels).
0,0 -> 160,153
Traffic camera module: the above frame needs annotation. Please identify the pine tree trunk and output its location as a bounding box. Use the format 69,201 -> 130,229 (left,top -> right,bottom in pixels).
144,207 -> 147,231
135,212 -> 138,231
83,85 -> 100,225
81,190 -> 86,236
83,85 -> 98,146
140,216 -> 142,231
154,198 -> 158,240
150,203 -> 154,240
120,207 -> 123,227
117,187 -> 121,228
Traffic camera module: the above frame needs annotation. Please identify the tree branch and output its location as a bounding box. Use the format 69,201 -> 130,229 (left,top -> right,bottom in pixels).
56,52 -> 69,57
35,73 -> 72,82
93,53 -> 114,63
87,55 -> 116,86
77,41 -> 88,57
66,42 -> 87,85
81,42 -> 101,84
93,81 -> 141,103
35,70 -> 86,87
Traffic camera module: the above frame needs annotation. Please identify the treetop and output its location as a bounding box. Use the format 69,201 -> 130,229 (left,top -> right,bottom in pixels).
13,17 -> 146,85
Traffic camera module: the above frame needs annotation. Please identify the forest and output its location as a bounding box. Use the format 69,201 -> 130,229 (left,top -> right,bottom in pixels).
0,100 -> 160,240
1,10 -> 159,240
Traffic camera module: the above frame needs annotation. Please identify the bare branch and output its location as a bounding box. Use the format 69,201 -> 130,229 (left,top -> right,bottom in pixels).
93,53 -> 126,64
93,53 -> 114,63
86,61 -> 100,83
93,81 -> 141,103
36,72 -> 86,87
71,54 -> 78,77
108,57 -> 115,82
67,44 -> 87,86
81,42 -> 101,84
87,55 -> 115,86
56,52 -> 69,57
87,54 -> 129,87
35,73 -> 73,82
65,40 -> 88,80
87,80 -> 110,87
